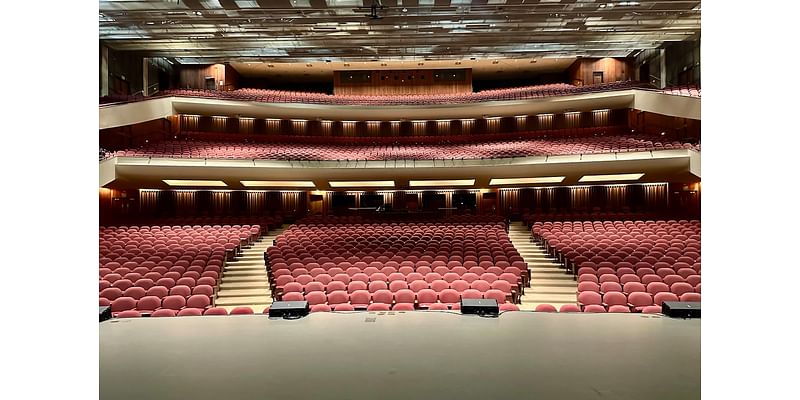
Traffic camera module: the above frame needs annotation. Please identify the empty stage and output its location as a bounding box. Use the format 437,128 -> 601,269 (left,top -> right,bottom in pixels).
100,311 -> 700,400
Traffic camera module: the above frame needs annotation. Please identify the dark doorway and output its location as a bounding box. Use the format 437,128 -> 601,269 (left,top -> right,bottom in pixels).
205,77 -> 216,90
592,71 -> 604,85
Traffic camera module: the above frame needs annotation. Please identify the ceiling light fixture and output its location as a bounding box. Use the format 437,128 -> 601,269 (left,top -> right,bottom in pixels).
578,173 -> 645,183
329,181 -> 395,188
163,180 -> 227,187
409,179 -> 475,187
490,177 -> 566,185
240,180 -> 315,188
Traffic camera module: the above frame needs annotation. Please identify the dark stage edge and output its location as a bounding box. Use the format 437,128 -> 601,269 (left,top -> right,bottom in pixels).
100,311 -> 700,400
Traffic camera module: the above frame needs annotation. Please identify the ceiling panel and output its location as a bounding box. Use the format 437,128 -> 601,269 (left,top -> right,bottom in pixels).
99,0 -> 701,62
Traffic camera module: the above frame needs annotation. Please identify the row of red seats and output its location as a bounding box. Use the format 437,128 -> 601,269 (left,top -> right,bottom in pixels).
102,294 -> 212,317
531,219 -> 700,312
99,221 -> 277,312
110,134 -> 699,161
135,81 -> 643,106
267,217 -> 525,308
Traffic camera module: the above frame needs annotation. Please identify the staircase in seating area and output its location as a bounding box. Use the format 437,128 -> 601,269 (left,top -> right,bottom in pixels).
214,224 -> 289,313
508,221 -> 577,311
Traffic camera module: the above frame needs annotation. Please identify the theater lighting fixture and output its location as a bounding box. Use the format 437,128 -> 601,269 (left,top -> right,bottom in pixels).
409,179 -> 475,187
578,173 -> 645,182
329,181 -> 395,188
489,177 -> 566,185
240,180 -> 315,188
162,180 -> 227,187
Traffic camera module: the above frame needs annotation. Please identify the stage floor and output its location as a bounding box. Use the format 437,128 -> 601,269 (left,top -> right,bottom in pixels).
100,311 -> 700,400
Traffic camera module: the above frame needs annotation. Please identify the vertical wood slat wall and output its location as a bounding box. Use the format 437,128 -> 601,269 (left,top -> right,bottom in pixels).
334,69 -> 472,96
175,109 -> 629,138
102,184 -> 674,223
567,58 -> 635,86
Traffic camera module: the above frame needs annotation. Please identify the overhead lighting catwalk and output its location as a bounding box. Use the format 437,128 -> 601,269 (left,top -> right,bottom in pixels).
356,0 -> 385,20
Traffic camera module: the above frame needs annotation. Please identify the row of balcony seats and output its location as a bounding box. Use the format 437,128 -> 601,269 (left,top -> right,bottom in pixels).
109,134 -> 699,161
115,81 -> 642,106
266,216 -> 526,309
532,219 -> 700,312
662,85 -> 701,98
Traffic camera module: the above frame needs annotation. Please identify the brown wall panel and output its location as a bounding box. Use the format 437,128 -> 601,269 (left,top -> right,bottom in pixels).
178,64 -> 226,90
334,69 -> 472,95
627,109 -> 700,141
100,118 -> 171,150
567,58 -> 635,86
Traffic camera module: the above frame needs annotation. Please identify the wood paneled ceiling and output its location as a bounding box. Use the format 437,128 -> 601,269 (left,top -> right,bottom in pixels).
99,0 -> 701,64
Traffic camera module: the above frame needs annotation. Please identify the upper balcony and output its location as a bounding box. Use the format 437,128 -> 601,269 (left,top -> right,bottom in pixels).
99,83 -> 700,130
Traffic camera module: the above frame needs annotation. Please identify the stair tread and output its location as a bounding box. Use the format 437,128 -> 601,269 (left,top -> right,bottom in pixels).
219,282 -> 270,290
215,296 -> 274,306
223,271 -> 268,277
221,276 -> 270,283
217,288 -> 270,296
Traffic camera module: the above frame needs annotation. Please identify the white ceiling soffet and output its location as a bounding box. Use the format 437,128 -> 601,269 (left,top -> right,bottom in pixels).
99,0 -> 701,63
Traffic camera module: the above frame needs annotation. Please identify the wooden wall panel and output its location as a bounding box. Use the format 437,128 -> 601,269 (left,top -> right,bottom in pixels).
178,64 -> 226,90
100,118 -> 171,150
627,110 -> 700,141
224,64 -> 240,90
334,69 -> 472,96
175,109 -> 630,139
567,58 -> 635,86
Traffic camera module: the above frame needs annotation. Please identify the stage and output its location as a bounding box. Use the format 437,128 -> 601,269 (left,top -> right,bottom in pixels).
100,311 -> 700,400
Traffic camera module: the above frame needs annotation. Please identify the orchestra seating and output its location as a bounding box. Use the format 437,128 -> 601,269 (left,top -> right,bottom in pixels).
108,134 -> 699,161
265,216 -> 528,310
531,219 -> 700,313
99,220 -> 271,316
100,81 -> 645,106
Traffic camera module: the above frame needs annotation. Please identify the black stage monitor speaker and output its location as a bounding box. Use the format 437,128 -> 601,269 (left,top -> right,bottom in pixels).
269,301 -> 309,319
99,306 -> 112,322
662,301 -> 701,318
460,298 -> 499,315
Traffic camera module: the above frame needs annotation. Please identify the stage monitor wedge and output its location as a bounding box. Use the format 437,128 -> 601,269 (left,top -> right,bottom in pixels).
269,301 -> 310,319
662,301 -> 701,319
460,298 -> 499,316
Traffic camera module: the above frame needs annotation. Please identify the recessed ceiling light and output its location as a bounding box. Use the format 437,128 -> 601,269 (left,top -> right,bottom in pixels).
240,180 -> 315,188
578,173 -> 645,183
163,180 -> 227,187
409,179 -> 475,187
489,177 -> 566,185
329,181 -> 395,188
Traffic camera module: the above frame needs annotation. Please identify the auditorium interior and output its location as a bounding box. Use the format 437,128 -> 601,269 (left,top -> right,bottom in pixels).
0,0 -> 762,398
92,1 -> 713,398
